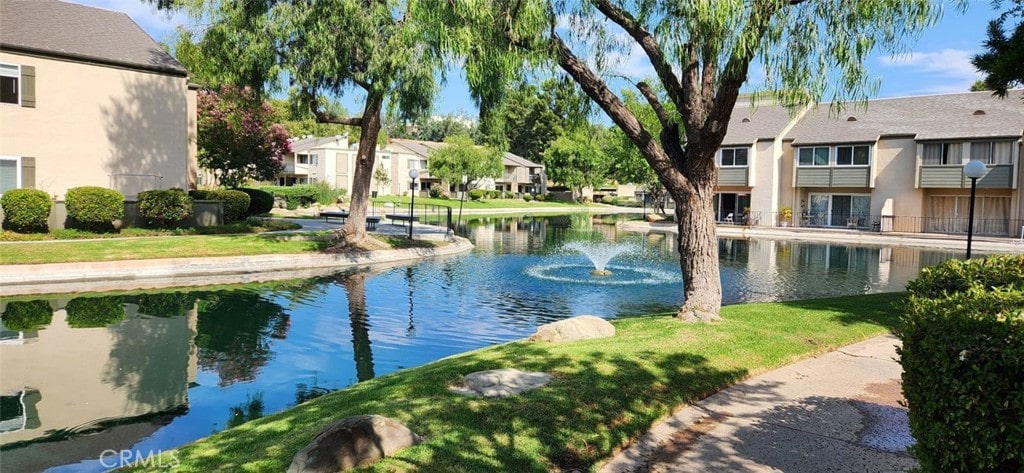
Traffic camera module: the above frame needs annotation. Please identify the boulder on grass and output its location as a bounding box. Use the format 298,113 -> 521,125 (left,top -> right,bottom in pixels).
449,368 -> 553,398
287,415 -> 422,473
528,315 -> 615,343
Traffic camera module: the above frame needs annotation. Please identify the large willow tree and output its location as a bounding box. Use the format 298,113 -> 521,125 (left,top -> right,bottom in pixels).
160,0 -> 440,245
428,0 -> 959,321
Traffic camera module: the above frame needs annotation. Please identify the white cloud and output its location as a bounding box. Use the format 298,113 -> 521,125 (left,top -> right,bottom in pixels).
877,48 -> 984,94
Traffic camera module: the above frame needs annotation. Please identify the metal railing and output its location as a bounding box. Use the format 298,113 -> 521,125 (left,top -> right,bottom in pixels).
370,201 -> 453,232
715,210 -> 1024,237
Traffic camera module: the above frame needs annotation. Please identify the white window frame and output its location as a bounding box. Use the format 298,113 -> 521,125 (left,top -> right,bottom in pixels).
835,144 -> 871,167
296,153 -> 312,165
0,63 -> 20,106
0,156 -> 22,195
970,140 -> 1014,165
797,146 -> 831,167
719,147 -> 749,167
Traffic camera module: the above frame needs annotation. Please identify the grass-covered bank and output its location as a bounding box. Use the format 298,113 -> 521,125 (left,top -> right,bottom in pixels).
131,293 -> 903,472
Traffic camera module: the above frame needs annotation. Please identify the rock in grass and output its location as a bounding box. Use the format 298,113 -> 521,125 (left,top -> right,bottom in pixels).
287,415 -> 422,473
449,368 -> 553,398
528,315 -> 615,343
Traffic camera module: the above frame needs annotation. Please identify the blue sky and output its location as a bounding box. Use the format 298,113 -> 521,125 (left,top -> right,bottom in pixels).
75,0 -> 998,118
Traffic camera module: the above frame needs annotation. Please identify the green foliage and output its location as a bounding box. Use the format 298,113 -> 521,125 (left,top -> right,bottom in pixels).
972,1 -> 1024,99
138,189 -> 194,228
468,189 -> 485,201
1,300 -> 53,331
427,135 -> 504,187
898,255 -> 1024,473
312,181 -> 345,207
258,185 -> 320,209
523,193 -> 533,202
197,85 -> 289,188
372,165 -> 392,194
428,186 -> 443,198
65,186 -> 125,232
134,292 -> 196,318
0,188 -> 51,233
534,194 -> 545,202
191,189 -> 251,222
543,127 -> 611,198
238,188 -> 275,216
65,296 -> 126,328
489,78 -> 591,163
387,112 -> 480,143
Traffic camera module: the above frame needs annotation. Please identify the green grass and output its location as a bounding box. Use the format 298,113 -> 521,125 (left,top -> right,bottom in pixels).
132,292 -> 903,472
373,196 -> 601,209
0,219 -> 301,242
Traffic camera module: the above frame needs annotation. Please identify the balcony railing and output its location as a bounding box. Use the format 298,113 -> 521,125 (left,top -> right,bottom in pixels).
918,164 -> 1014,189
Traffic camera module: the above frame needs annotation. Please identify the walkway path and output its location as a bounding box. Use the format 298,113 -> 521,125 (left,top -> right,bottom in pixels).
601,335 -> 914,473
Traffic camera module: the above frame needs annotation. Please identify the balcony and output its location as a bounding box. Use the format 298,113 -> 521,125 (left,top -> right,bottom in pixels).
795,167 -> 870,188
918,164 -> 1014,189
717,167 -> 749,187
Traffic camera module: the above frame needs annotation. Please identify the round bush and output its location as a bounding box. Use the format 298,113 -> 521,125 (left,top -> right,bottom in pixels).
191,189 -> 250,222
523,193 -> 534,202
239,188 -> 274,216
468,189 -> 485,201
535,194 -> 546,202
139,189 -> 193,228
1,188 -> 51,233
66,186 -> 124,231
66,296 -> 125,328
1,300 -> 53,330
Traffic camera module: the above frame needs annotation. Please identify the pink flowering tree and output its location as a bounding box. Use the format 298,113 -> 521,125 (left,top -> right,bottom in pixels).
197,85 -> 289,188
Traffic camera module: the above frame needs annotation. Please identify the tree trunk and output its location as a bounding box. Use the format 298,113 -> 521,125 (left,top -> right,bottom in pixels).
335,92 -> 384,245
671,171 -> 722,322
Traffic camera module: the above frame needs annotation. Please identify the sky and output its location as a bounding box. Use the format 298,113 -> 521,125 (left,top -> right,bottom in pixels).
72,0 -> 1000,118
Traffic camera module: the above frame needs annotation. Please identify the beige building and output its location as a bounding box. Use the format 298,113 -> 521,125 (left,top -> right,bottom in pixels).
0,0 -> 197,199
709,91 -> 1023,237
387,138 -> 544,196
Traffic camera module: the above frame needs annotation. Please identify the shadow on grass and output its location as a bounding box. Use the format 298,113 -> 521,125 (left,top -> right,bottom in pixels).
777,292 -> 905,331
156,340 -> 747,472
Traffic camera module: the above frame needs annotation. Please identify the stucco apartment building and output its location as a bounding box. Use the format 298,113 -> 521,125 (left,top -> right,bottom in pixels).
713,90 -> 1024,237
0,0 -> 197,199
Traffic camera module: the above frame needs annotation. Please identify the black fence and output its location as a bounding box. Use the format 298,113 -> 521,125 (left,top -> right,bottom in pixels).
369,201 -> 453,232
717,211 -> 1024,238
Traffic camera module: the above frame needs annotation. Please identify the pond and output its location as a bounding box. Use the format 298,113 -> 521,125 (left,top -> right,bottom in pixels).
0,214 -> 962,472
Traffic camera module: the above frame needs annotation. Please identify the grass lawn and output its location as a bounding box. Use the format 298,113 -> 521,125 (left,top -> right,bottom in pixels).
131,292 -> 903,472
0,219 -> 301,242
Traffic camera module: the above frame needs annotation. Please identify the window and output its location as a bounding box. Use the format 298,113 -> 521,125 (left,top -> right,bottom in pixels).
719,148 -> 749,167
408,159 -> 421,170
0,157 -> 20,194
0,64 -> 19,105
297,153 -> 316,165
970,141 -> 1013,165
798,147 -> 830,166
835,145 -> 870,166
922,142 -> 962,165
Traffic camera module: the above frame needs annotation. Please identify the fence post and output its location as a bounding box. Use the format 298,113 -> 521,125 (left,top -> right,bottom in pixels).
447,207 -> 453,234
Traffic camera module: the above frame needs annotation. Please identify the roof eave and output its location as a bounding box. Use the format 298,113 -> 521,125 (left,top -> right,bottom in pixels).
0,43 -> 188,77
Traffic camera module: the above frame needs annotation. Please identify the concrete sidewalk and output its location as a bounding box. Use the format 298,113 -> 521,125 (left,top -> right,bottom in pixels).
601,335 -> 915,473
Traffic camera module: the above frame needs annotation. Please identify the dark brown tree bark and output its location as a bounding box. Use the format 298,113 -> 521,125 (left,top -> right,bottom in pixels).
337,91 -> 384,245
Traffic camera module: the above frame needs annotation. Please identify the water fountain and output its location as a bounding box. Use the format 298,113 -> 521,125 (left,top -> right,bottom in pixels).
563,241 -> 640,276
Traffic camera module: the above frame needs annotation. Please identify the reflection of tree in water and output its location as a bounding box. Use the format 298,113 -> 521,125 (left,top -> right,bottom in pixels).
1,300 -> 53,330
295,376 -> 331,405
130,292 -> 196,318
65,296 -> 125,328
193,290 -> 291,387
226,392 -> 264,429
340,271 -> 375,382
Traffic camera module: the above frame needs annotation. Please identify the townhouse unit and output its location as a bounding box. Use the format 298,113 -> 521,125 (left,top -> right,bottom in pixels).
0,0 -> 197,199
388,139 -> 545,196
713,90 -> 1023,237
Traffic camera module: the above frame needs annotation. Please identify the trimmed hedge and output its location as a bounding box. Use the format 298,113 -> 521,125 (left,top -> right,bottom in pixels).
191,189 -> 250,222
139,189 -> 193,228
66,296 -> 126,328
66,186 -> 124,232
258,185 -> 320,209
468,189 -> 485,201
1,300 -> 53,331
239,188 -> 275,216
1,188 -> 51,233
897,255 -> 1024,473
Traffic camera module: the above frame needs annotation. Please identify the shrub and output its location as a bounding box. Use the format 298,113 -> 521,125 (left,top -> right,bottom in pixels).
313,181 -> 345,206
523,193 -> 534,202
535,194 -> 546,202
66,186 -> 124,231
1,188 -> 51,233
191,189 -> 250,222
468,189 -> 485,201
428,186 -> 442,198
897,255 -> 1024,473
138,189 -> 193,228
1,300 -> 53,330
65,296 -> 126,328
239,188 -> 275,216
258,185 -> 320,208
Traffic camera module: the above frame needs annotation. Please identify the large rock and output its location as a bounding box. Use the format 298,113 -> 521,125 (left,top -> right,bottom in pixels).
449,368 -> 553,398
529,315 -> 615,343
287,415 -> 422,473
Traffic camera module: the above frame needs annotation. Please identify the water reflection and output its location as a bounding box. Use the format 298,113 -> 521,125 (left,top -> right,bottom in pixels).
0,215 -> 969,472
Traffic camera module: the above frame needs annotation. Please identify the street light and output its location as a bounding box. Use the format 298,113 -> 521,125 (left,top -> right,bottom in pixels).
962,159 -> 987,259
408,168 -> 419,239
456,175 -> 468,235
634,188 -> 647,219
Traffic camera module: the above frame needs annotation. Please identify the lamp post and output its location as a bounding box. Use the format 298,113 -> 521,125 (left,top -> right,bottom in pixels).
962,159 -> 987,259
635,188 -> 647,219
456,175 -> 468,235
408,168 -> 419,239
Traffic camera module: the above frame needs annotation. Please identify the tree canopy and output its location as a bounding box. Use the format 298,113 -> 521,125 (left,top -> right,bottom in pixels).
426,135 -> 504,188
196,85 -> 288,188
544,127 -> 610,199
972,0 -> 1024,99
